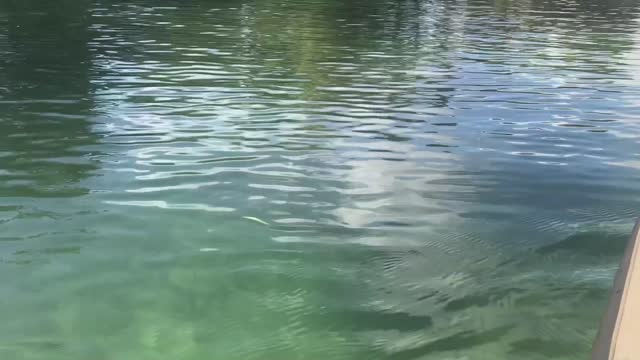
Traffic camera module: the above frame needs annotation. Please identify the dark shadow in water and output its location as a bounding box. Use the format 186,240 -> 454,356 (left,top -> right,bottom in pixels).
508,337 -> 580,357
388,325 -> 515,359
0,0 -> 98,198
536,231 -> 628,256
324,309 -> 433,332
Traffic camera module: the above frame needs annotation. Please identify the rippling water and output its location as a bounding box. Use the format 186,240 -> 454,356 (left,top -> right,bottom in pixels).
2,0 -> 640,358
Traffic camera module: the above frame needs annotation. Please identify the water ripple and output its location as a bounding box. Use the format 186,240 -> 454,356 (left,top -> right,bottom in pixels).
1,0 -> 640,359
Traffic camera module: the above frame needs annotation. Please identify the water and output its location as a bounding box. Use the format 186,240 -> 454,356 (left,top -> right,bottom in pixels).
1,0 -> 640,358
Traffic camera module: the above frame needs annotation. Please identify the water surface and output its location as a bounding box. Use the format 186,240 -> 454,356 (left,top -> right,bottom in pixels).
2,0 -> 640,358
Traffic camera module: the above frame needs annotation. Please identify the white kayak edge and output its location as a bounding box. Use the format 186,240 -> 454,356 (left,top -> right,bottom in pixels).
592,219 -> 640,360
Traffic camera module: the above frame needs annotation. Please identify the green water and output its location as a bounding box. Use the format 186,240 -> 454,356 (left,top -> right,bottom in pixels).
2,0 -> 640,358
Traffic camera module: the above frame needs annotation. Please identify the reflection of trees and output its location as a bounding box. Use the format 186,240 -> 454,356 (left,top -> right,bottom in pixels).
529,0 -> 639,20
90,0 -> 459,106
0,0 -> 97,197
479,0 -> 640,74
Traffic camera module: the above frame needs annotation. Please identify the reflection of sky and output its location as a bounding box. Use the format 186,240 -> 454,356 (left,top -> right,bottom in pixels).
331,4 -> 640,268
628,25 -> 640,80
604,21 -> 640,168
89,0 -> 640,253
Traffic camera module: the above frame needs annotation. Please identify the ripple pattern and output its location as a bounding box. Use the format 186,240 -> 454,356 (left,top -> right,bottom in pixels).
1,0 -> 640,359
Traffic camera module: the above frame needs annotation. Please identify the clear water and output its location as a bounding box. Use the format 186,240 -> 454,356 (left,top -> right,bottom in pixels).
1,0 -> 640,358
